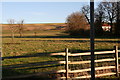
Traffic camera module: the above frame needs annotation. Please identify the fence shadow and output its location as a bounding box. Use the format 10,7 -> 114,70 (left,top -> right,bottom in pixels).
2,49 -> 120,80
2,33 -> 120,39
3,61 -> 63,69
2,52 -> 64,80
2,51 -> 65,60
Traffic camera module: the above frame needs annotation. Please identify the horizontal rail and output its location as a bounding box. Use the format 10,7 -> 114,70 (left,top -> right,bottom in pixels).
118,50 -> 120,52
59,58 -> 115,64
58,72 -> 116,79
57,66 -> 115,73
50,52 -> 70,56
70,51 -> 115,56
50,50 -> 115,56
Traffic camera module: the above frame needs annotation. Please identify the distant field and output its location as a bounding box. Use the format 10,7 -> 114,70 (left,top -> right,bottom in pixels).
2,23 -> 120,79
2,23 -> 65,31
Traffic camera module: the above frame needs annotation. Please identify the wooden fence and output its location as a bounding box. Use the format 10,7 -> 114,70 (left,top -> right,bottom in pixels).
50,46 -> 120,80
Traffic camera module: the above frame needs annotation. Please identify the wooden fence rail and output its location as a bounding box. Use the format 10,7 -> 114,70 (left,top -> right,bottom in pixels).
51,46 -> 120,79
50,50 -> 115,56
56,66 -> 115,73
58,72 -> 116,80
59,58 -> 115,64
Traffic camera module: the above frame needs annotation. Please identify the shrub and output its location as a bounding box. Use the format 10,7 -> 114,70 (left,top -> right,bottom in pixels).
66,11 -> 90,36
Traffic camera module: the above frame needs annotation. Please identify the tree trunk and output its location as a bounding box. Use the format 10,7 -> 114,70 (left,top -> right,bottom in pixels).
85,15 -> 90,24
11,32 -> 14,42
19,31 -> 22,38
110,19 -> 113,34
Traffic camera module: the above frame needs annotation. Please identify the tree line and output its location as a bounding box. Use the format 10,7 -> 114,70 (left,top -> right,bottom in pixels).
66,1 -> 120,37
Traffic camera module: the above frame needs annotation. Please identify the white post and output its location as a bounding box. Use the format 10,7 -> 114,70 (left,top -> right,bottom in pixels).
115,46 -> 119,77
65,48 -> 69,80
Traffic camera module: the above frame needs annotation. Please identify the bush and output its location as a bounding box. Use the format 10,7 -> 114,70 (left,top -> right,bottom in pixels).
66,11 -> 90,36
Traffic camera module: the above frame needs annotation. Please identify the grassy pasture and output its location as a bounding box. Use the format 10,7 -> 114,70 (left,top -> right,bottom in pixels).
2,23 -> 120,79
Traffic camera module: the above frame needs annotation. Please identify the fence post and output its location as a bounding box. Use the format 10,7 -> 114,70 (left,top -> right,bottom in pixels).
115,46 -> 119,77
65,48 -> 69,80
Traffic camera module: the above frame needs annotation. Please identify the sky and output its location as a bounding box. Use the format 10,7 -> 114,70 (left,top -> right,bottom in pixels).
2,2 -> 90,24
2,2 -> 92,24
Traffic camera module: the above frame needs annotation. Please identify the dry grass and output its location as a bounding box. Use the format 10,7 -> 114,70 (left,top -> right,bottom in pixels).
2,23 -> 65,31
2,23 -> 120,79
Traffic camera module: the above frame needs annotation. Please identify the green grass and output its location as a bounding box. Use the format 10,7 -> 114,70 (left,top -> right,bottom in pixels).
2,29 -> 120,79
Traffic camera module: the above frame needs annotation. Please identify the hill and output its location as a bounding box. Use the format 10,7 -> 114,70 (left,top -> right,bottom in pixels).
2,23 -> 66,31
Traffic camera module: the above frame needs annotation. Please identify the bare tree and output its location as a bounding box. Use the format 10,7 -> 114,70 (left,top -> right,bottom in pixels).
95,3 -> 105,22
94,2 -> 105,35
7,19 -> 17,42
17,20 -> 24,37
81,5 -> 90,24
66,12 -> 89,36
81,1 -> 119,36
115,1 -> 120,35
102,1 -> 117,33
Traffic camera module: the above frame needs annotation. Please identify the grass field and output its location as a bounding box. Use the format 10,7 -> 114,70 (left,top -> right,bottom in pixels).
2,23 -> 120,79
